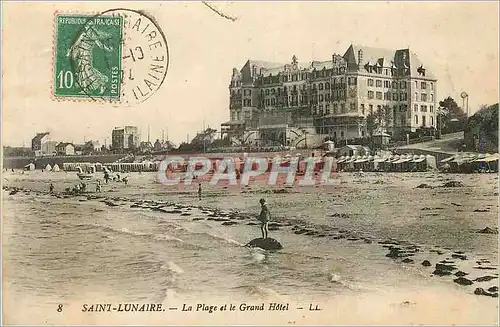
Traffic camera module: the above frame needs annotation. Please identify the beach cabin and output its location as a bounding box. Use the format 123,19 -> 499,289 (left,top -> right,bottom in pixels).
372,132 -> 391,146
24,163 -> 35,171
473,153 -> 499,172
338,145 -> 370,158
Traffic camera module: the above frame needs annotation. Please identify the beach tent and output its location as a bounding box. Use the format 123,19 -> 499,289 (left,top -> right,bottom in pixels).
45,164 -> 52,171
440,156 -> 455,163
24,163 -> 35,171
52,164 -> 60,172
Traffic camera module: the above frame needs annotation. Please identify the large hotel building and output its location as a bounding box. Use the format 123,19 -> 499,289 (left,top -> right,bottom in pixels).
221,44 -> 437,148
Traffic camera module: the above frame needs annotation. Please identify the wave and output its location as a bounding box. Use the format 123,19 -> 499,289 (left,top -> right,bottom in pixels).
72,223 -> 186,244
161,261 -> 184,275
232,284 -> 281,299
195,231 -> 246,246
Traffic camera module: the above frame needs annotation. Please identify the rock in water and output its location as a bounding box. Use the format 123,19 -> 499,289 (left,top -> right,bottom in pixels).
246,238 -> 283,250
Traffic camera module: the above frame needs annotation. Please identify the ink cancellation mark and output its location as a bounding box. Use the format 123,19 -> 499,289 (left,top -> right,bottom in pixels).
53,9 -> 169,104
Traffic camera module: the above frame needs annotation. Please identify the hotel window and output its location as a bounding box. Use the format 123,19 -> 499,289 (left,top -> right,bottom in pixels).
430,105 -> 434,113
271,99 -> 276,105
384,80 -> 390,88
421,105 -> 427,112
319,94 -> 324,102
414,92 -> 418,101
271,88 -> 275,94
415,81 -> 418,88
421,81 -> 426,89
341,103 -> 346,112
326,104 -> 330,114
313,84 -> 317,90
265,89 -> 269,95
385,69 -> 389,75
376,91 -> 382,100
421,94 -> 427,102
325,82 -> 330,89
422,116 -> 426,126
244,112 -> 250,119
414,104 -> 418,111
430,82 -> 434,90
319,83 -> 324,90
368,91 -> 374,99
401,81 -> 407,88
377,105 -> 381,112
393,93 -> 398,101
350,103 -> 356,111
376,80 -> 382,87
349,77 -> 357,85
361,104 -> 365,115
430,116 -> 434,126
231,111 -> 235,120
369,104 -> 373,113
266,99 -> 270,106
430,94 -> 434,102
415,115 -> 418,125
333,104 -> 338,113
367,79 -> 374,86
392,81 -> 398,89
325,94 -> 330,101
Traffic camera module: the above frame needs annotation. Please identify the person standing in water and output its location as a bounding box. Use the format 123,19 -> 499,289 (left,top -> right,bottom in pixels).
198,183 -> 202,200
96,180 -> 102,193
258,198 -> 270,239
49,183 -> 54,193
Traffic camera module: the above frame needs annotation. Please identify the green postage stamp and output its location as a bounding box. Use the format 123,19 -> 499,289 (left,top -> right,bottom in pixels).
53,14 -> 123,100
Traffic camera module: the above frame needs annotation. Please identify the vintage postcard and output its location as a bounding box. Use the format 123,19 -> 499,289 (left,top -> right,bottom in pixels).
2,1 -> 499,325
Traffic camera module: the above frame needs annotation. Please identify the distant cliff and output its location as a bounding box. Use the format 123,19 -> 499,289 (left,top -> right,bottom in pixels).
464,104 -> 499,153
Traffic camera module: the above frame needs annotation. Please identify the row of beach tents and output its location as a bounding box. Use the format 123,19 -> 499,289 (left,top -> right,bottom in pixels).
440,153 -> 499,173
336,154 -> 436,172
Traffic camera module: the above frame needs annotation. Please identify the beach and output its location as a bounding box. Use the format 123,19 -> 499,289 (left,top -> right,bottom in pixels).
2,170 -> 499,325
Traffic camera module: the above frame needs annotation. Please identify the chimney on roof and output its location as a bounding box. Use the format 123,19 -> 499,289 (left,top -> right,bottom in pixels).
332,54 -> 336,64
357,49 -> 364,66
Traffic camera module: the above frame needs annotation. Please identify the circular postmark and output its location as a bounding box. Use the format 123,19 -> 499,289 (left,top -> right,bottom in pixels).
68,8 -> 169,105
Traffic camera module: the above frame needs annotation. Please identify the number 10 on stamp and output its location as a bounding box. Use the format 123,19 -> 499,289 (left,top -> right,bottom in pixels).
53,14 -> 123,100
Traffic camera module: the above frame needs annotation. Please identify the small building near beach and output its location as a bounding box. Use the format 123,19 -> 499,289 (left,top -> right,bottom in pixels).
55,142 -> 75,156
338,145 -> 370,157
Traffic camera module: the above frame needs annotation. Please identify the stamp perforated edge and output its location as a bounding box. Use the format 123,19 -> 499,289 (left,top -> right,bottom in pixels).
50,10 -> 124,104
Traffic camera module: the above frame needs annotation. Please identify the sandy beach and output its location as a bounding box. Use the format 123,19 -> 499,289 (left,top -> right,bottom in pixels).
2,169 -> 499,325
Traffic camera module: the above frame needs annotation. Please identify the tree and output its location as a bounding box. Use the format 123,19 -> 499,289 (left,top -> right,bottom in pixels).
382,105 -> 393,131
438,96 -> 467,134
366,113 -> 377,137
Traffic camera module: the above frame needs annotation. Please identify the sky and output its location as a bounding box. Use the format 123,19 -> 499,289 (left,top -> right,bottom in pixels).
2,1 -> 499,147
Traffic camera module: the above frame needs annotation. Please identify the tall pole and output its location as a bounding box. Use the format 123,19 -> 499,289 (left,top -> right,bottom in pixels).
203,119 -> 206,153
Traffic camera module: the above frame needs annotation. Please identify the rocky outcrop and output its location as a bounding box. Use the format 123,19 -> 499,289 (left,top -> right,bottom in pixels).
441,181 -> 465,188
453,277 -> 473,286
477,227 -> 498,235
246,237 -> 283,250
